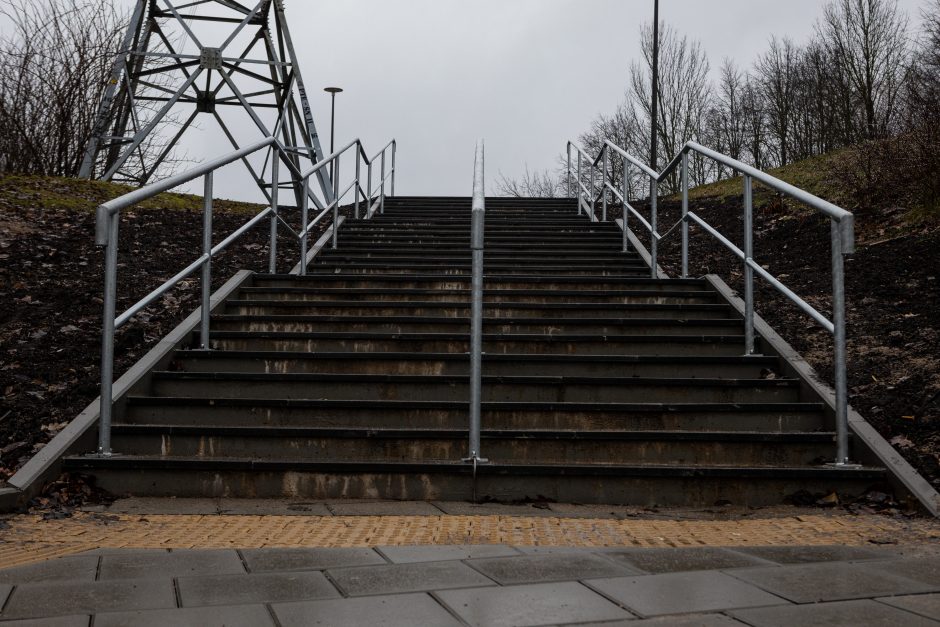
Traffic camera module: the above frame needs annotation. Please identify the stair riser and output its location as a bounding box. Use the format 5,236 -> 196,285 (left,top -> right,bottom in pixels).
231,293 -> 720,306
123,405 -> 826,432
248,282 -> 700,294
172,356 -> 768,378
303,267 -> 650,277
110,434 -> 833,467
208,321 -> 741,336
206,337 -> 750,356
227,304 -> 732,319
73,468 -> 881,506
152,379 -> 799,403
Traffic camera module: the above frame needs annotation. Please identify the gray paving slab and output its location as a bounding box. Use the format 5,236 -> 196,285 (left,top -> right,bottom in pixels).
103,497 -> 220,515
97,549 -> 245,580
328,500 -> 445,516
869,557 -> 940,587
0,616 -> 89,627
605,547 -> 771,574
586,571 -> 787,616
93,605 -> 276,627
467,553 -> 639,585
726,561 -> 938,603
177,571 -> 339,607
273,593 -> 463,627
432,501 -> 560,517
377,544 -> 521,564
0,555 -> 99,584
0,583 -> 12,608
436,581 -> 635,626
0,580 -> 176,620
240,547 -> 386,572
729,545 -> 886,564
878,593 -> 940,621
327,560 -> 495,597
729,598 -> 939,627
628,615 -> 745,626
218,499 -> 332,516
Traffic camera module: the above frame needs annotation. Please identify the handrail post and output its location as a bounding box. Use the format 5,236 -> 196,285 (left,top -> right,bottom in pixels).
354,145 -> 361,220
681,151 -> 689,279
466,142 -> 487,467
650,178 -> 658,279
622,160 -> 630,252
300,176 -> 310,275
200,173 -> 213,349
367,162 -> 373,219
602,148 -> 609,222
96,212 -> 119,456
743,175 -> 755,355
831,220 -> 851,465
268,153 -> 279,273
576,152 -> 582,215
380,149 -> 387,215
332,155 -> 340,249
390,140 -> 397,197
566,145 -> 572,198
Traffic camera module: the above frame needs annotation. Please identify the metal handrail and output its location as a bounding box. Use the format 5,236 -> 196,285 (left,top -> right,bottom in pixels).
94,135 -> 396,456
466,141 -> 487,467
566,138 -> 856,467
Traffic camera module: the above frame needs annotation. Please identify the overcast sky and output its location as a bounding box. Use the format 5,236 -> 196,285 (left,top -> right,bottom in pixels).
9,0 -> 933,200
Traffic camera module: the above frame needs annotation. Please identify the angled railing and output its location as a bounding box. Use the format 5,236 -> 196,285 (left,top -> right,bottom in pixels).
94,136 -> 396,456
566,139 -> 856,466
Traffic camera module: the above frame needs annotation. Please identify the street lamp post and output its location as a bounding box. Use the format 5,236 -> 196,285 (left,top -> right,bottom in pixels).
324,86 -> 343,180
651,0 -> 660,172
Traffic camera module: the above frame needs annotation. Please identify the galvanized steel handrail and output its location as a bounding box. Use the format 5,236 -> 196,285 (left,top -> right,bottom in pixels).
94,135 -> 396,456
566,138 -> 856,467
466,141 -> 487,467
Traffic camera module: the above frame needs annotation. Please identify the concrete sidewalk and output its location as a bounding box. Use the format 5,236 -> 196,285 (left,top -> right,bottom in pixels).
0,544 -> 939,625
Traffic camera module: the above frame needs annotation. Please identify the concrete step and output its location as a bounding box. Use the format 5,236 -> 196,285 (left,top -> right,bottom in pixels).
60,456 -> 886,506
202,331 -> 754,356
122,397 -> 828,431
303,264 -> 649,276
172,351 -> 776,378
251,274 -> 698,291
150,372 -> 800,404
108,425 -> 839,467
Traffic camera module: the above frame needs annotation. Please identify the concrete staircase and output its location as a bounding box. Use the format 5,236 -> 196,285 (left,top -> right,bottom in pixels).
64,196 -> 886,505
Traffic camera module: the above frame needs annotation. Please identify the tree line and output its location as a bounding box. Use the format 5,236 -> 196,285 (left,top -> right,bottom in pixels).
500,0 -> 940,213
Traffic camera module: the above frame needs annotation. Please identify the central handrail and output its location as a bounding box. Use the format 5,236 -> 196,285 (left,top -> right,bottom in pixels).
93,134 -> 396,456
566,138 -> 856,467
466,141 -> 487,467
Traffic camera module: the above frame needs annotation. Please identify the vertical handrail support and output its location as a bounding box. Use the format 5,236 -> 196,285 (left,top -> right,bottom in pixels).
465,141 -> 488,468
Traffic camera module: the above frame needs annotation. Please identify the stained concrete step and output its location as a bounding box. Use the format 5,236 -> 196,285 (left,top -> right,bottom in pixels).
172,351 -> 777,378
60,456 -> 886,506
122,397 -> 828,431
207,316 -> 744,336
303,264 -> 648,276
108,425 -> 839,467
150,372 -> 800,403
202,331 -> 754,356
251,274 -> 695,290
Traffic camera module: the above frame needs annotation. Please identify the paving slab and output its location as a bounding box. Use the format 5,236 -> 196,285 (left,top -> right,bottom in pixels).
432,501 -> 559,517
177,571 -> 339,607
0,583 -> 12,609
0,616 -> 89,627
605,547 -> 771,574
726,561 -> 938,603
240,547 -> 386,573
97,549 -> 245,580
377,544 -> 520,564
218,499 -> 332,516
729,598 -> 939,627
327,560 -> 495,597
869,557 -> 940,587
878,593 -> 940,621
94,605 -> 276,627
273,593 -> 463,627
103,497 -> 220,515
0,555 -> 99,584
0,580 -> 176,620
586,571 -> 787,616
729,545 -> 886,565
467,553 -> 639,585
328,501 -> 445,516
436,581 -> 635,626
628,615 -> 745,626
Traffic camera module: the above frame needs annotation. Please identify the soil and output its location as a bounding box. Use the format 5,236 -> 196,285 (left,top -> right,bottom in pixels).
1,179 -> 939,509
0,187 -> 344,479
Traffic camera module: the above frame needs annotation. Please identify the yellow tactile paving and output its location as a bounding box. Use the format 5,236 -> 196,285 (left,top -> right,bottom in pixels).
1,512 -> 938,568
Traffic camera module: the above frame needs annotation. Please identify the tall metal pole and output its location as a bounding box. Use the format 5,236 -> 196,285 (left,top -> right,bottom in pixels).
466,142 -> 487,467
650,0 -> 660,172
324,87 -> 343,180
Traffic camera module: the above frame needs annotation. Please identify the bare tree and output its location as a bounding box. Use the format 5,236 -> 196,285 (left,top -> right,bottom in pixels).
755,36 -> 800,167
495,166 -> 563,198
707,59 -> 747,178
818,0 -> 909,140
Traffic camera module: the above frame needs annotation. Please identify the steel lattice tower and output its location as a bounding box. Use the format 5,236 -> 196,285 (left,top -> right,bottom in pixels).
80,0 -> 333,204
